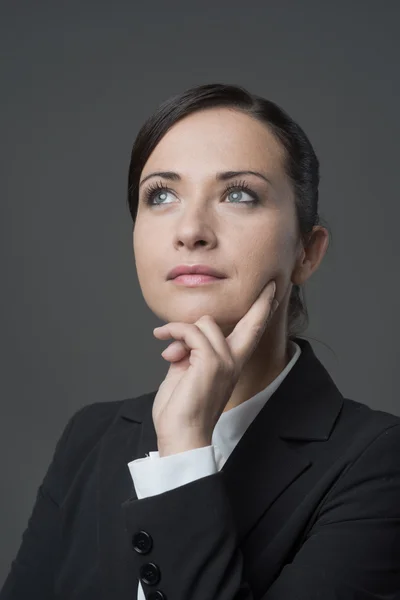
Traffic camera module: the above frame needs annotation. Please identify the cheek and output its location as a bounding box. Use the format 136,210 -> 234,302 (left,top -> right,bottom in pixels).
133,224 -> 158,271
240,224 -> 297,273
239,225 -> 298,304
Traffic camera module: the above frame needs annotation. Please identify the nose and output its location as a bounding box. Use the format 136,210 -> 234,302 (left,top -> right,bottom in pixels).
173,205 -> 217,251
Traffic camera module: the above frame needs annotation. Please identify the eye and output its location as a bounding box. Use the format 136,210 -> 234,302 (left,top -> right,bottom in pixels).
143,178 -> 260,207
144,181 -> 175,206
223,180 -> 259,205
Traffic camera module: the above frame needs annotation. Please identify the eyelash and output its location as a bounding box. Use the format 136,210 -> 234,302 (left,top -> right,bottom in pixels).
143,179 -> 260,207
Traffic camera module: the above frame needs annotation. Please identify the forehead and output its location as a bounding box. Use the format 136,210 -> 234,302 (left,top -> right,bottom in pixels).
141,108 -> 286,178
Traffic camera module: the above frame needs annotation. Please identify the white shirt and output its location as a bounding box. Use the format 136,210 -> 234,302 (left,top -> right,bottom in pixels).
128,341 -> 302,600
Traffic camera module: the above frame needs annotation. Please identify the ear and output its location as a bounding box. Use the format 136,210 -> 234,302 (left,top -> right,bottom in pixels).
291,226 -> 330,286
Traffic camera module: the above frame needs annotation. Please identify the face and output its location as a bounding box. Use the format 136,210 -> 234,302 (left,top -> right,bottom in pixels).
133,107 -> 302,336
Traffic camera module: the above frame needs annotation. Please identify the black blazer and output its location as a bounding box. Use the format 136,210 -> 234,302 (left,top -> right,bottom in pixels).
2,337 -> 400,600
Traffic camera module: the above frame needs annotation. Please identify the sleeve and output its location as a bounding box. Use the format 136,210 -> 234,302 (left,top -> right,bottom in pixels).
262,423 -> 400,599
0,406 -> 88,600
127,444 -> 225,498
121,423 -> 400,600
129,445 -> 226,600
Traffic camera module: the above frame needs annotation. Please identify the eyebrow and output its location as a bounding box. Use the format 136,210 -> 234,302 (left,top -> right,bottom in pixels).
139,170 -> 273,188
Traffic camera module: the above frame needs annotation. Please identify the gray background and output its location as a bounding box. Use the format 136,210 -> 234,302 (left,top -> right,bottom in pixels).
1,0 -> 399,586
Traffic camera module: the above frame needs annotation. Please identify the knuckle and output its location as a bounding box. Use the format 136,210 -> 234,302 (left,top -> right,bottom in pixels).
198,314 -> 214,324
212,355 -> 228,374
251,323 -> 265,337
223,356 -> 236,375
232,362 -> 240,379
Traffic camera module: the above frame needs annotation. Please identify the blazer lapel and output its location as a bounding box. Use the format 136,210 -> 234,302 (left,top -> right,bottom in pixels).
101,336 -> 343,577
219,338 -> 344,543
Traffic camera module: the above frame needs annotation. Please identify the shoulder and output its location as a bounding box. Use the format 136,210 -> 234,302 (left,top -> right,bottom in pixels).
60,391 -> 155,456
339,395 -> 400,440
65,399 -> 125,441
315,403 -> 400,522
330,396 -> 400,480
43,393 -> 155,504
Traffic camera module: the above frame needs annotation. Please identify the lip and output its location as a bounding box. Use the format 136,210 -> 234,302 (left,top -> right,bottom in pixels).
171,274 -> 224,287
167,264 -> 226,280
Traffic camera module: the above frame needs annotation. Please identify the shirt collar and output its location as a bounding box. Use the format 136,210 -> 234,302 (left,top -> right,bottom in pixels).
212,341 -> 301,465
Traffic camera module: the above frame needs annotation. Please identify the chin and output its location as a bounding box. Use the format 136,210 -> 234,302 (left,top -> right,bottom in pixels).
148,285 -> 250,326
155,304 -> 239,333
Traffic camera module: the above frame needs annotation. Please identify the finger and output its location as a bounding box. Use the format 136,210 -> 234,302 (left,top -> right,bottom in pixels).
193,316 -> 233,365
161,340 -> 190,362
227,280 -> 278,367
153,322 -> 216,358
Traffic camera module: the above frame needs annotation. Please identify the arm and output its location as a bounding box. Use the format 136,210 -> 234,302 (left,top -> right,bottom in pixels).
124,424 -> 400,600
128,444 -> 225,498
0,407 -> 86,599
263,423 -> 400,599
129,445 -> 224,600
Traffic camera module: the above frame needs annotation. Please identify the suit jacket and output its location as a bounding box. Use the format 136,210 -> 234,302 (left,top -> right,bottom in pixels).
1,337 -> 400,600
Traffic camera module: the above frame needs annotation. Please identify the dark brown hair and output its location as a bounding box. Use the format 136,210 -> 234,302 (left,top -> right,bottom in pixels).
127,83 -> 329,340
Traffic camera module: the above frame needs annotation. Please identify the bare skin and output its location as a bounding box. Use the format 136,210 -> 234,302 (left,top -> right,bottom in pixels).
151,280 -> 279,454
133,107 -> 329,452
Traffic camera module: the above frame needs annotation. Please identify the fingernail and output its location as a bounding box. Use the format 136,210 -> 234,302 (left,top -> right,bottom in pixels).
272,299 -> 279,312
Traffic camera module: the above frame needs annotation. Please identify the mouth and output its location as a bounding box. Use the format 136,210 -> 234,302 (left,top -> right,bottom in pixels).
167,263 -> 227,283
170,274 -> 225,286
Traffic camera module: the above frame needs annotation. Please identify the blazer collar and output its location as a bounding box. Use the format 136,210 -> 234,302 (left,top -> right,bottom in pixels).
116,337 -> 343,544
119,337 -> 343,442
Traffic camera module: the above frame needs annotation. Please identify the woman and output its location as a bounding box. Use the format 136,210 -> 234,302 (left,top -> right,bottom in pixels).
2,83 -> 399,600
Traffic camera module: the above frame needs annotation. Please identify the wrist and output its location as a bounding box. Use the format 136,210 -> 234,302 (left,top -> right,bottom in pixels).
157,435 -> 212,457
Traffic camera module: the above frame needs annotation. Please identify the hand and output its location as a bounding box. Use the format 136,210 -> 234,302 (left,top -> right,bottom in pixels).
152,280 -> 279,455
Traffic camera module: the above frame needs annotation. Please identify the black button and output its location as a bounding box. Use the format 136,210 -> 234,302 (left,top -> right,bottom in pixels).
132,530 -> 153,554
148,592 -> 167,600
139,562 -> 161,586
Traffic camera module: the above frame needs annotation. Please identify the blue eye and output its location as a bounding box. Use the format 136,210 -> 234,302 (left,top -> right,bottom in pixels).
224,182 -> 259,204
146,187 -> 172,206
143,179 -> 259,207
